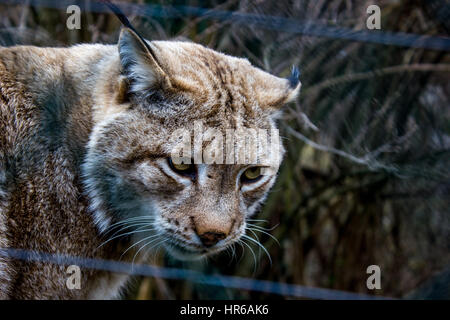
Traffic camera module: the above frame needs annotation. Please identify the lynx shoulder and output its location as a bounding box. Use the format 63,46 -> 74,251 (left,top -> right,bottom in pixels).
0,27 -> 300,299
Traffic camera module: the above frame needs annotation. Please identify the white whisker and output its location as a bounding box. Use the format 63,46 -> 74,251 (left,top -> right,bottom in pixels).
248,227 -> 280,246
246,222 -> 279,231
97,226 -> 157,249
105,216 -> 156,232
236,240 -> 245,263
107,222 -> 156,238
242,234 -> 272,266
241,238 -> 258,274
132,237 -> 166,267
120,233 -> 161,259
247,228 -> 262,258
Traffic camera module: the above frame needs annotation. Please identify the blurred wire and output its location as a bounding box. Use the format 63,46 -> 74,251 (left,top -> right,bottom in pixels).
0,247 -> 392,300
0,0 -> 449,50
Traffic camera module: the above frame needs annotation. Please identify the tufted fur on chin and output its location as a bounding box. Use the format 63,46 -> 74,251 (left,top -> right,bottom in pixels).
0,24 -> 300,299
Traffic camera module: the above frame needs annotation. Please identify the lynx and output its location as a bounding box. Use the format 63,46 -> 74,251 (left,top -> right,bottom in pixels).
0,9 -> 300,299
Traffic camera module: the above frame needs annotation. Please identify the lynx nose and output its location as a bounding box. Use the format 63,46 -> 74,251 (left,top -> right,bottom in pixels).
198,231 -> 226,247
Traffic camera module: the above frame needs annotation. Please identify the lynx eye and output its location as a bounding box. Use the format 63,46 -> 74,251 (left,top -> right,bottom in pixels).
241,167 -> 262,183
168,157 -> 196,177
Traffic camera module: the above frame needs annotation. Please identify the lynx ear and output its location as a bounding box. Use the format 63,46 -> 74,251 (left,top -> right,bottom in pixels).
118,28 -> 171,93
286,66 -> 301,103
254,66 -> 301,108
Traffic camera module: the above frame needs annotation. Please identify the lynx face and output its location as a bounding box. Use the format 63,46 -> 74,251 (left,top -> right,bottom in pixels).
82,28 -> 300,260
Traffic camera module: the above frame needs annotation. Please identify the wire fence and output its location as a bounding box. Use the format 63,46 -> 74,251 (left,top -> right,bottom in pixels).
0,0 -> 449,50
0,247 -> 392,300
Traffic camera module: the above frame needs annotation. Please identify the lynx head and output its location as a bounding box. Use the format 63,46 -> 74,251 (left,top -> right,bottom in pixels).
82,28 -> 300,260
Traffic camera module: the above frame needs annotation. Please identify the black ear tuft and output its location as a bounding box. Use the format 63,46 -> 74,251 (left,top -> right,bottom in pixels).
99,0 -> 134,30
288,65 -> 301,89
100,0 -> 156,56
